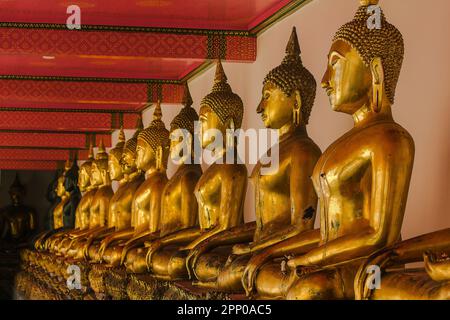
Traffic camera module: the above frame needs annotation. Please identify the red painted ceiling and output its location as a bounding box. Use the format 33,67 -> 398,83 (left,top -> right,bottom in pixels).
0,0 -> 304,170
0,0 -> 290,30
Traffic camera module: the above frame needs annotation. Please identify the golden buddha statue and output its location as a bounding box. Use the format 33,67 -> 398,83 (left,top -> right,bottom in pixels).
51,160 -> 79,231
355,228 -> 450,300
128,84 -> 202,274
241,0 -> 415,299
98,102 -> 170,267
47,144 -> 97,254
0,174 -> 37,246
147,60 -> 248,281
85,118 -> 145,262
62,141 -> 114,258
176,27 -> 321,292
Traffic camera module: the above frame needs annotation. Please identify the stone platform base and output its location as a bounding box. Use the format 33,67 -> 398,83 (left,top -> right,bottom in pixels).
17,249 -> 249,300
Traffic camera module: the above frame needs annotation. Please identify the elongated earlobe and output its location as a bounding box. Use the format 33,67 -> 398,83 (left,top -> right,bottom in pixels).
370,57 -> 384,113
293,90 -> 302,125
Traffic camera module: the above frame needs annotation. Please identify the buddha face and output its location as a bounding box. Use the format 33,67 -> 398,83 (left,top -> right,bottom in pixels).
321,40 -> 372,114
136,139 -> 156,171
199,105 -> 226,149
55,176 -> 66,197
78,165 -> 91,191
120,151 -> 137,175
90,162 -> 103,186
108,154 -> 123,181
257,82 -> 298,129
9,188 -> 24,206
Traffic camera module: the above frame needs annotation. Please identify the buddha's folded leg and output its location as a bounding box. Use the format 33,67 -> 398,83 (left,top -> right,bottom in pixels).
192,247 -> 231,283
151,248 -> 178,278
372,270 -> 450,300
88,242 -> 101,261
285,266 -> 356,300
254,262 -> 293,299
216,255 -> 250,292
167,250 -> 189,280
102,245 -> 124,267
66,240 -> 86,259
124,247 -> 147,274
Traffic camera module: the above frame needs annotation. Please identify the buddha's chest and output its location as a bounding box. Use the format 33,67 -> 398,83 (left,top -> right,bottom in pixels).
195,167 -> 221,208
252,153 -> 290,193
313,133 -> 372,239
163,175 -> 183,210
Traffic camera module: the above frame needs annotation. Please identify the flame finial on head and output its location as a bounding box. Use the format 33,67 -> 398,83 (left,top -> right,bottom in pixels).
181,83 -> 193,108
87,142 -> 95,161
360,0 -> 379,6
285,26 -> 301,58
117,126 -> 125,144
95,139 -> 108,160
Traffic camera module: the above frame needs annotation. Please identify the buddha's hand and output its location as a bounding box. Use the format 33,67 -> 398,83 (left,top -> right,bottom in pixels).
424,251 -> 450,282
145,240 -> 162,272
242,252 -> 269,297
232,243 -> 251,255
99,238 -> 112,259
185,243 -> 209,279
354,247 -> 397,300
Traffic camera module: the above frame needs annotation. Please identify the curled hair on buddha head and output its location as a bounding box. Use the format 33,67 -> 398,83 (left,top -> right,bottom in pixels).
110,126 -> 126,161
80,142 -> 95,174
263,26 -> 316,124
93,139 -> 109,171
200,60 -> 244,128
63,155 -> 80,197
138,100 -> 170,168
123,114 -> 144,159
170,83 -> 199,136
332,0 -> 404,104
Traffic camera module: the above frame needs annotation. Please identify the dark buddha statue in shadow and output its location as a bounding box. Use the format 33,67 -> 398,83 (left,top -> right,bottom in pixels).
0,173 -> 37,250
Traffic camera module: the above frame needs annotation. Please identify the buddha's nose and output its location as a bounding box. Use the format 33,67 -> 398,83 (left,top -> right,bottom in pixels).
256,100 -> 264,113
321,69 -> 330,89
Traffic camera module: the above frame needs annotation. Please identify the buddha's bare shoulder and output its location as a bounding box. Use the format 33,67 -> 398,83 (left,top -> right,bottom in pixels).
364,121 -> 415,156
287,135 -> 322,160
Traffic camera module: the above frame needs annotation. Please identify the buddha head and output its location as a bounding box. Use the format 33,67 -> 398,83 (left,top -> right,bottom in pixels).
9,173 -> 26,206
121,115 -> 143,175
109,127 -> 126,181
78,143 -> 95,192
169,83 -> 199,163
199,60 -> 243,148
91,140 -> 110,186
62,158 -> 80,199
321,0 -> 404,115
136,101 -> 170,172
258,27 -> 316,129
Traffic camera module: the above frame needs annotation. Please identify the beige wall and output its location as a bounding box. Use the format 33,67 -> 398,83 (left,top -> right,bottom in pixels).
109,0 -> 450,240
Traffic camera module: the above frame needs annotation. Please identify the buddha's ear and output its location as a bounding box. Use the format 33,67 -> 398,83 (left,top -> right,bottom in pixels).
156,145 -> 163,170
370,57 -> 384,113
293,90 -> 302,125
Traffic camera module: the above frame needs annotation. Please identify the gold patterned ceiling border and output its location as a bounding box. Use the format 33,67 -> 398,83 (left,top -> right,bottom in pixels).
250,0 -> 313,35
0,74 -> 181,84
0,129 -> 114,134
0,22 -> 253,37
0,106 -> 138,114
